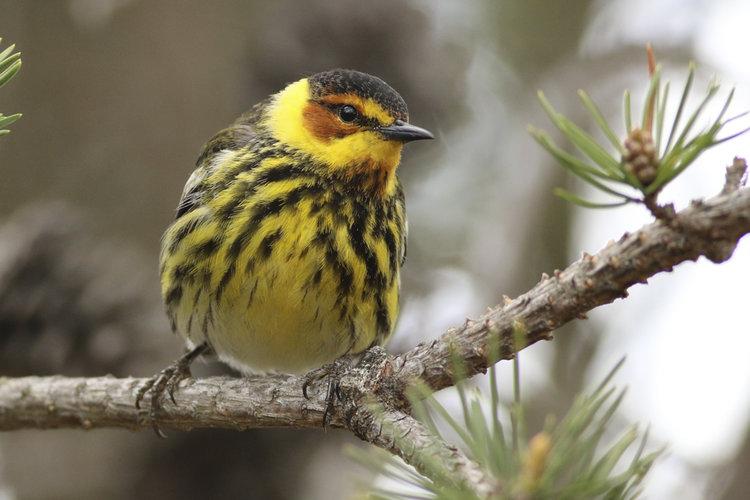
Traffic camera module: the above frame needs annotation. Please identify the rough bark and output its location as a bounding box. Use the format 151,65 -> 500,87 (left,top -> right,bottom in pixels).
0,374 -> 322,431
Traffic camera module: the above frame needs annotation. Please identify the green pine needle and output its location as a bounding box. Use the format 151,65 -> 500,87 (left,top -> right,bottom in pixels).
578,89 -> 626,155
0,57 -> 21,88
655,81 -> 670,154
641,65 -> 662,130
623,90 -> 632,133
553,188 -> 630,209
0,37 -> 21,135
665,62 -> 696,152
533,58 -> 747,210
0,113 -> 21,129
354,358 -> 660,499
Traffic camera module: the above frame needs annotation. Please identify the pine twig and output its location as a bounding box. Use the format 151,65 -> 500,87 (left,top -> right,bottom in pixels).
393,158 -> 750,394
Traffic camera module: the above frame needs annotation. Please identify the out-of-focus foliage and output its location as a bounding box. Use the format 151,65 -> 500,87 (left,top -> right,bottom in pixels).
354,359 -> 660,499
0,203 -> 163,376
0,37 -> 21,135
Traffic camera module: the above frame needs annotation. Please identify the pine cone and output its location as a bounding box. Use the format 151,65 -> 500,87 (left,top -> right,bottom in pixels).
623,128 -> 659,185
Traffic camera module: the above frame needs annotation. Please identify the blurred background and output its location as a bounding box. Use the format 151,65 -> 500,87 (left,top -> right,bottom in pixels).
1,0 -> 749,498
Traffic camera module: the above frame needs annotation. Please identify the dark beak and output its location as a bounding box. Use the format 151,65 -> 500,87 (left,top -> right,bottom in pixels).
378,120 -> 434,142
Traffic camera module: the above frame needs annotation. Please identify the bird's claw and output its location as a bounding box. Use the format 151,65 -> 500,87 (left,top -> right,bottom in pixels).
135,363 -> 191,437
134,342 -> 209,437
302,355 -> 356,427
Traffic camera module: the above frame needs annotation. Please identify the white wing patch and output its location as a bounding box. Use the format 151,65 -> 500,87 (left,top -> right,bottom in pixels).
175,149 -> 235,219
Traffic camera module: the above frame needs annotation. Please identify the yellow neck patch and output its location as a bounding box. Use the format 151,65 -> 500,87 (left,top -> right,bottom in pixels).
261,78 -> 403,196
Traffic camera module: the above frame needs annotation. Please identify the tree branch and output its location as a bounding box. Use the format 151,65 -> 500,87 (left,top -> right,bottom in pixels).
1,159 -> 749,498
392,158 -> 750,394
0,373 -> 326,431
0,354 -> 495,495
347,405 -> 499,497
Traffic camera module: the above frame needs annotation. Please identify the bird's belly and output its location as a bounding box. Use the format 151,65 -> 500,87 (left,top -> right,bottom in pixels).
211,255 -> 379,373
163,187 -> 403,374
171,216 -> 398,374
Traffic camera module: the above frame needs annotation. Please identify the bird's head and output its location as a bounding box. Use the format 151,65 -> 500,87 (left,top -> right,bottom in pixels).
260,69 -> 433,193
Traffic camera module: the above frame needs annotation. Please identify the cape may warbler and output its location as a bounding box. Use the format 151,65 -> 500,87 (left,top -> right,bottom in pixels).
138,69 -> 432,417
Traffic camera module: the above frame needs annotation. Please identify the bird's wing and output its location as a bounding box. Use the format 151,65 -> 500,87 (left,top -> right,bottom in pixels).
400,219 -> 408,267
175,109 -> 263,220
395,182 -> 408,267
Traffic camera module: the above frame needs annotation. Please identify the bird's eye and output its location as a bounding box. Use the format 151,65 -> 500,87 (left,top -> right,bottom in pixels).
338,105 -> 358,123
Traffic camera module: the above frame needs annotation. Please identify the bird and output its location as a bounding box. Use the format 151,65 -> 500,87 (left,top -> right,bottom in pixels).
136,69 -> 433,425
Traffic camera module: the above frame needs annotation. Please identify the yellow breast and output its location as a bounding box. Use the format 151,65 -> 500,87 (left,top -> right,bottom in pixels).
160,152 -> 404,373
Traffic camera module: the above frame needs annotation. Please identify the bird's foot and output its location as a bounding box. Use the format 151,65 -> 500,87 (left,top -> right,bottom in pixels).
302,346 -> 389,427
135,342 -> 209,437
302,354 -> 360,427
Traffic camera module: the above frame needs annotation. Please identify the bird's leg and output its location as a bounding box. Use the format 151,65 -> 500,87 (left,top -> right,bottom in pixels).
135,342 -> 210,437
